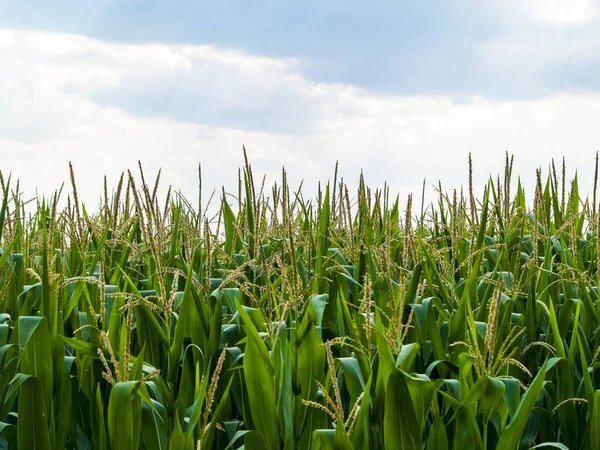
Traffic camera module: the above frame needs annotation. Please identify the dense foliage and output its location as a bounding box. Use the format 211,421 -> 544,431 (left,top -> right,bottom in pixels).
1,153 -> 599,449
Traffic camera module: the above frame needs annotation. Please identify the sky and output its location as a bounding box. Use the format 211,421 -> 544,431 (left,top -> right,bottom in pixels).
1,0 -> 600,214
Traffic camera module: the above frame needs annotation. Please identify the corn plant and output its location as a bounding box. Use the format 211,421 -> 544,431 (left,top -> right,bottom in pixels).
0,151 -> 599,449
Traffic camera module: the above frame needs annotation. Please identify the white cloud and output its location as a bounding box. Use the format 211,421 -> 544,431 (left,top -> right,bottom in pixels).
473,1 -> 600,99
0,27 -> 599,218
520,0 -> 600,26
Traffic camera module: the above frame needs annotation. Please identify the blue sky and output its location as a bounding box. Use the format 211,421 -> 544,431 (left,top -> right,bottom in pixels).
0,1 -> 495,55
1,0 -> 600,211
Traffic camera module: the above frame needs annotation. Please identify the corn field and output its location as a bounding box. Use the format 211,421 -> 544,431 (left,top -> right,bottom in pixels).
1,152 -> 600,449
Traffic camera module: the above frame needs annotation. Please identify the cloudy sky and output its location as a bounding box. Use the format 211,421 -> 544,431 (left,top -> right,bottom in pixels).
1,0 -> 600,212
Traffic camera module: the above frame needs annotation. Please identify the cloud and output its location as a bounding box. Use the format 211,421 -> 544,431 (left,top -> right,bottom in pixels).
1,27 -> 599,218
4,1 -> 600,98
518,0 -> 600,26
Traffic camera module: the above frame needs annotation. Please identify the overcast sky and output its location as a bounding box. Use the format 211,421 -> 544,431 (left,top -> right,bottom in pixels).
1,0 -> 600,212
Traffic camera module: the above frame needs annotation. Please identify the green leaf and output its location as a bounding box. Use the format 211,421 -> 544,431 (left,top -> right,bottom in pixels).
17,376 -> 51,450
18,316 -> 53,417
591,390 -> 600,450
384,369 -> 421,450
141,399 -> 168,450
236,299 -> 279,450
107,381 -> 143,450
310,430 -> 335,450
91,384 -> 108,450
528,444 -> 570,450
224,429 -> 267,450
169,414 -> 191,450
496,360 -> 548,450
